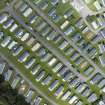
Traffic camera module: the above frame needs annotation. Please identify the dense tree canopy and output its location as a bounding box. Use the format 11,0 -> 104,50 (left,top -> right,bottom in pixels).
0,75 -> 30,105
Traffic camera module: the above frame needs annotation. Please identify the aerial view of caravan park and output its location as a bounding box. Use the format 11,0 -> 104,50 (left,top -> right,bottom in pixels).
0,0 -> 105,105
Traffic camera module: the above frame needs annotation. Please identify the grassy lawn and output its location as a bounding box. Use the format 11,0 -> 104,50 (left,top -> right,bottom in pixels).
0,0 -> 103,104
0,14 -> 100,105
0,46 -> 69,105
84,0 -> 98,11
0,26 -> 70,105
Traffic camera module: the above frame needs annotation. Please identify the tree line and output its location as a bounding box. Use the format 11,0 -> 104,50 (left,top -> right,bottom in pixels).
0,75 -> 30,105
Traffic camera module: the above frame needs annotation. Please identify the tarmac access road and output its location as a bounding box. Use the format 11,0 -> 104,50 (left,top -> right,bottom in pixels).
24,0 -> 105,80
4,5 -> 87,82
0,50 -> 58,105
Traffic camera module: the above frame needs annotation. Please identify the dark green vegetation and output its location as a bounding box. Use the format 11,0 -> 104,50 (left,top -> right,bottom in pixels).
0,75 -> 30,105
0,1 -> 6,10
0,0 -> 12,10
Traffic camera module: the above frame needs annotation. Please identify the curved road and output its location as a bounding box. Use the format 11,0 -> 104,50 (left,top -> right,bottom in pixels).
4,5 -> 87,82
0,51 -> 58,105
24,0 -> 105,80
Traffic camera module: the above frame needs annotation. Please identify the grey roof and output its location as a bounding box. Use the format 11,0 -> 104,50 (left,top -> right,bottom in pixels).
64,9 -> 73,18
18,51 -> 29,62
84,66 -> 94,76
88,93 -> 97,103
70,51 -> 79,61
91,73 -> 103,84
71,33 -> 82,43
12,45 -> 23,56
4,69 -> 13,81
0,62 -> 6,74
25,58 -> 36,69
49,79 -> 59,91
75,56 -> 84,66
0,31 -> 4,39
42,75 -> 52,85
26,90 -> 34,102
36,70 -> 45,81
34,96 -> 42,105
54,85 -> 64,96
98,79 -> 105,88
58,66 -> 68,76
76,83 -> 86,93
31,64 -> 41,75
82,88 -> 91,97
63,71 -> 74,82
